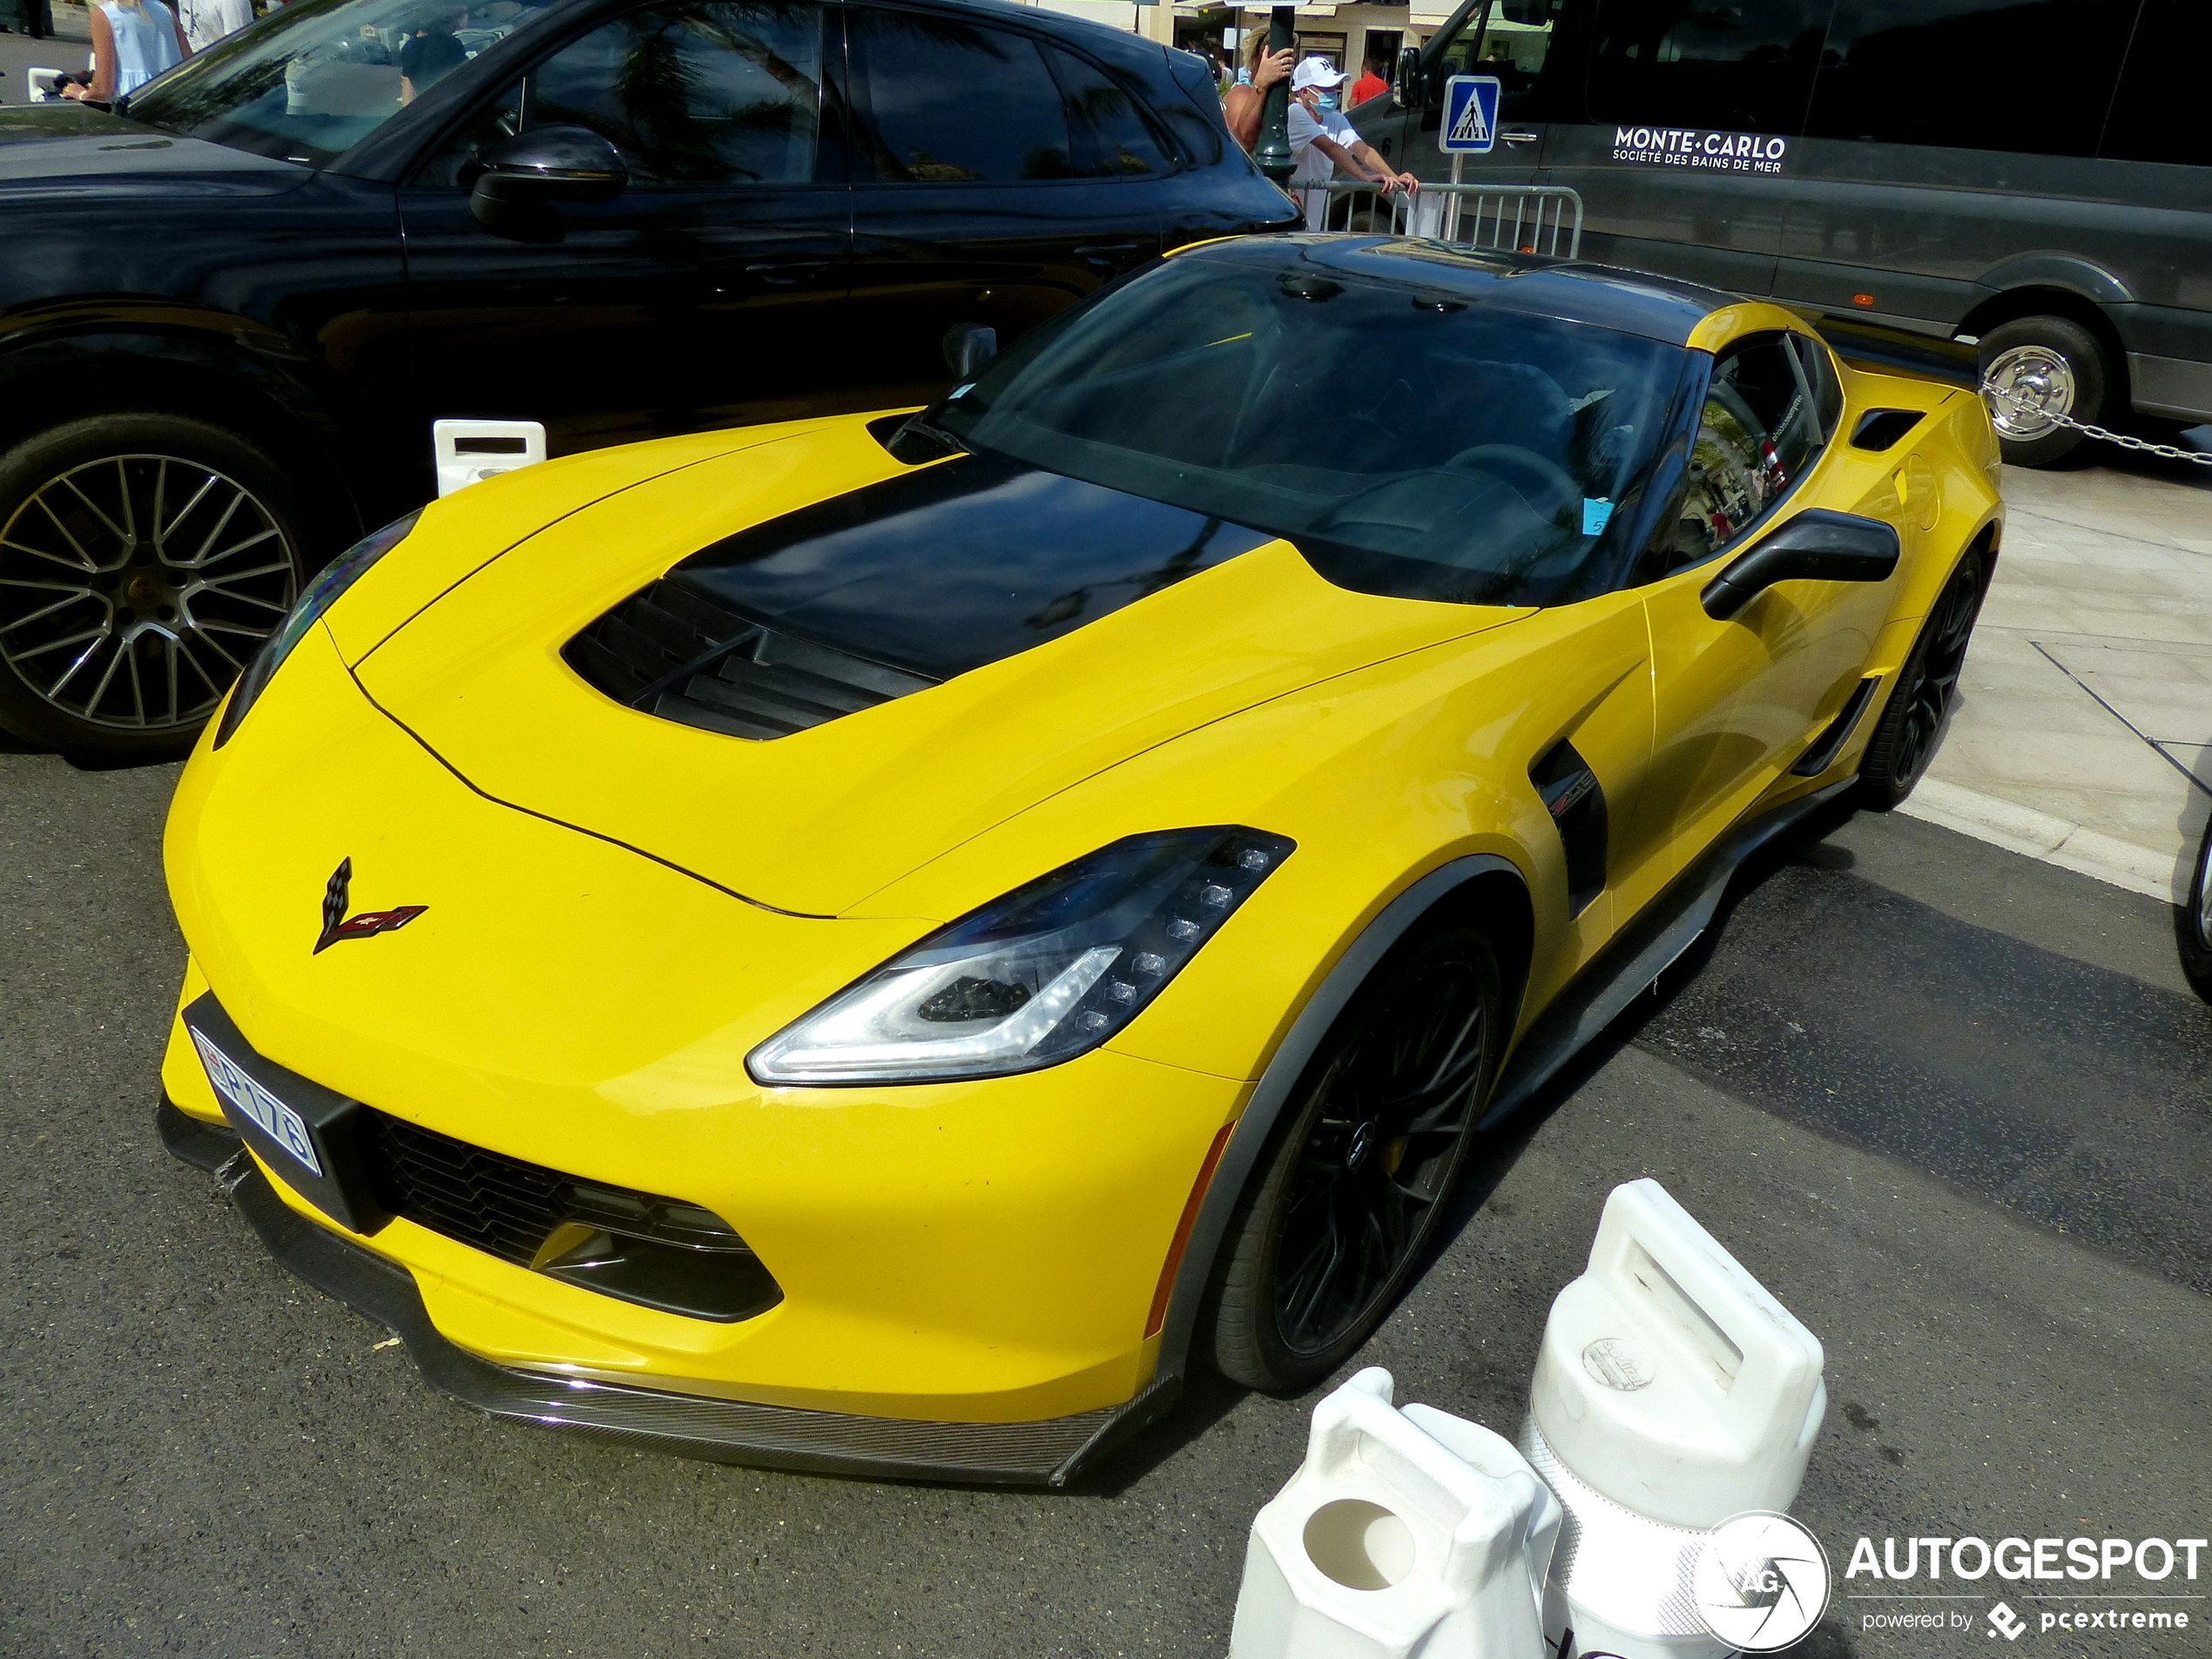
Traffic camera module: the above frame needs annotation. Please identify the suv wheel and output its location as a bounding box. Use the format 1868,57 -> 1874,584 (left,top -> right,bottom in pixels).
2180,815 -> 2212,1004
0,414 -> 308,761
1978,315 -> 2111,469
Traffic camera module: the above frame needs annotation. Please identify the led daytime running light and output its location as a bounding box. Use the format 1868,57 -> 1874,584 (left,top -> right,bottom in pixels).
748,826 -> 1294,1086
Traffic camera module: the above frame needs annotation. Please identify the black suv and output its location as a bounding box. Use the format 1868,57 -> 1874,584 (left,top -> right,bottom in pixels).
0,0 -> 1292,759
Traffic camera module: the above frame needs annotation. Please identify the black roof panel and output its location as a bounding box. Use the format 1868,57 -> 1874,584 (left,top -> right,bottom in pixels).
1177,235 -> 1737,348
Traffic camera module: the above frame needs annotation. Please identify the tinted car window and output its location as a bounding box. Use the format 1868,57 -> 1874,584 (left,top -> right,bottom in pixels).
847,9 -> 1075,182
1660,333 -> 1824,571
1804,0 -> 2134,157
1042,44 -> 1167,177
2100,0 -> 2212,168
934,246 -> 1689,608
131,0 -> 552,166
1586,0 -> 1827,134
522,0 -> 825,185
1449,0 -> 1573,123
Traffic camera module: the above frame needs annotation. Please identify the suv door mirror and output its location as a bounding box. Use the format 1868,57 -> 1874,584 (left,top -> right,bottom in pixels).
1700,508 -> 1900,620
470,125 -> 629,243
942,321 -> 997,380
1395,45 -> 1426,109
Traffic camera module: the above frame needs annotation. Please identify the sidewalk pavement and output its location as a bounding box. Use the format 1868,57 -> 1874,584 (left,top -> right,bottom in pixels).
0,4 -> 91,101
1911,438 -> 2212,902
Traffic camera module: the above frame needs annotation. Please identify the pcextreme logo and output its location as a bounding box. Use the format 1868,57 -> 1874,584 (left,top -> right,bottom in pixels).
1848,1533 -> 2207,1639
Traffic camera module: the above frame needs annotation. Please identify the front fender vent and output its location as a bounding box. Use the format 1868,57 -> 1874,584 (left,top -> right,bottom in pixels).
564,579 -> 937,740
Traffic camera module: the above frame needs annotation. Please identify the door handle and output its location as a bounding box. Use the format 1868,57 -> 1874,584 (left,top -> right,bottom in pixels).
1075,240 -> 1140,267
743,256 -> 833,286
1501,129 -> 1540,145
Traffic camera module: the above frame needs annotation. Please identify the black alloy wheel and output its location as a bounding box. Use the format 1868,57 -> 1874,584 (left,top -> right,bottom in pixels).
2180,813 -> 2212,1004
1205,924 -> 1504,1393
0,414 -> 308,761
1856,549 -> 1986,813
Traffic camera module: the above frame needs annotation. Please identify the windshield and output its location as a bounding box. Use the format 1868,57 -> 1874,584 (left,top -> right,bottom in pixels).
935,244 -> 1693,608
132,0 -> 550,166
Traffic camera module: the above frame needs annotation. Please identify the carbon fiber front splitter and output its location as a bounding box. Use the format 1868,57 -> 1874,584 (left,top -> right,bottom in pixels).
158,1098 -> 1176,1487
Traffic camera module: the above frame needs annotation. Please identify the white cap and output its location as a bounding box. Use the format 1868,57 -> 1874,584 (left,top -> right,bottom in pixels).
1291,55 -> 1345,90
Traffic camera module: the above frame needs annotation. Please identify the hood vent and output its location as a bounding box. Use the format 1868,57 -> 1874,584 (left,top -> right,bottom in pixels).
563,579 -> 937,741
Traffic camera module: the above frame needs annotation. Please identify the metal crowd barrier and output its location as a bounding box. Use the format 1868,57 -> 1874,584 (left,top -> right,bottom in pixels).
1304,182 -> 1583,260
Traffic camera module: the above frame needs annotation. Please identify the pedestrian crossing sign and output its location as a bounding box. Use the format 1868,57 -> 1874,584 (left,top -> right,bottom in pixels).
1441,75 -> 1501,153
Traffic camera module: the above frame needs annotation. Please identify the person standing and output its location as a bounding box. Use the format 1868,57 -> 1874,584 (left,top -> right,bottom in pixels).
1287,56 -> 1417,230
397,6 -> 468,102
176,0 -> 250,51
1223,27 -> 1297,155
1348,54 -> 1389,109
61,0 -> 190,101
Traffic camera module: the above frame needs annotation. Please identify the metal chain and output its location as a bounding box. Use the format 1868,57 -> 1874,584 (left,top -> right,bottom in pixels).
1979,376 -> 2212,465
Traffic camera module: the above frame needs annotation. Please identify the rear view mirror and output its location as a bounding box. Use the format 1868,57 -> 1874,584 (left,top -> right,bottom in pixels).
470,126 -> 629,244
1700,508 -> 1900,621
942,322 -> 997,381
1395,46 -> 1426,109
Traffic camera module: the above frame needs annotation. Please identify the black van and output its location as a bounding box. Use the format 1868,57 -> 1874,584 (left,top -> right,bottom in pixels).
1356,0 -> 2212,469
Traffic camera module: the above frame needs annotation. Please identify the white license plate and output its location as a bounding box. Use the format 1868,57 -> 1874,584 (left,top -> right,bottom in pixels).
192,1028 -> 323,1176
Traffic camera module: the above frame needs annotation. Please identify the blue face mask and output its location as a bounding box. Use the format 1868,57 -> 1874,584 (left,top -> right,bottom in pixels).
1315,91 -> 1339,110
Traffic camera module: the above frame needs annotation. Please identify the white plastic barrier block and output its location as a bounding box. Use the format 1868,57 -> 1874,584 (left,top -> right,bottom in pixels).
1527,1179 -> 1825,1659
433,418 -> 547,498
1231,1367 -> 1561,1659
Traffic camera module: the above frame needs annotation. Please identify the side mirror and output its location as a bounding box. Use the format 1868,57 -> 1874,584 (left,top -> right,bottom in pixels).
1395,45 -> 1426,110
469,125 -> 629,244
1700,508 -> 1900,621
942,321 -> 997,381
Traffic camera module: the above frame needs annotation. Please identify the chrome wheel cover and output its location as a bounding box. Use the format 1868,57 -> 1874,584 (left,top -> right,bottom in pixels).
1982,343 -> 2077,441
0,454 -> 297,732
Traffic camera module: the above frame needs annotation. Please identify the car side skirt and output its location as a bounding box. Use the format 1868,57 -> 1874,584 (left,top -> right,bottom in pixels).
156,1099 -> 1177,1488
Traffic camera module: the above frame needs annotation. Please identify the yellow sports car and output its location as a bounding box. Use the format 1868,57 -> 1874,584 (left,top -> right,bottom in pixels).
158,235 -> 2000,1485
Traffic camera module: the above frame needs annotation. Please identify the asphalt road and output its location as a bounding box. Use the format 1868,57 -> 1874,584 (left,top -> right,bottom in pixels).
3,744 -> 2209,1659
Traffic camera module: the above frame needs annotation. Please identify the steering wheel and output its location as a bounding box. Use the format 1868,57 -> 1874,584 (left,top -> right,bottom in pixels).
1443,444 -> 1582,524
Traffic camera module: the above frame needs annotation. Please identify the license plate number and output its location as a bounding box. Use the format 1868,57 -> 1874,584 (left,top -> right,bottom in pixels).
192,1028 -> 324,1176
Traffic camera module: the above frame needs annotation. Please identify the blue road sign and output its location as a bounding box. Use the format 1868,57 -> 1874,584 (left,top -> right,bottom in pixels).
1441,75 -> 1501,154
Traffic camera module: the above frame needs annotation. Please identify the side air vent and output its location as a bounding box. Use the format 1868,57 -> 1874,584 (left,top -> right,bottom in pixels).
563,579 -> 938,741
1850,409 -> 1925,452
1531,738 -> 1608,918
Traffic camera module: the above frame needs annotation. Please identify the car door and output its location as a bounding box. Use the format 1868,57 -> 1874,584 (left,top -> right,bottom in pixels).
1619,330 -> 1899,910
1534,0 -> 1827,297
834,3 -> 1167,409
396,0 -> 854,455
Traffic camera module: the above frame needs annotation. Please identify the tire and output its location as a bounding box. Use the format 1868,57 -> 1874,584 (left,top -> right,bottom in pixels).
1204,922 -> 1505,1393
1978,315 -> 2111,469
0,414 -> 310,761
1855,548 -> 1986,813
2180,815 -> 2212,1004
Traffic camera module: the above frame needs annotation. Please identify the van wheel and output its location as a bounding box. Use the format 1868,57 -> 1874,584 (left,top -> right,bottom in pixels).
1978,316 -> 2110,469
1203,923 -> 1503,1393
1856,549 -> 1986,812
0,414 -> 308,762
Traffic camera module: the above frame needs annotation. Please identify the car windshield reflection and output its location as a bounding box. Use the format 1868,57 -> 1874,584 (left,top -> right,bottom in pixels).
937,242 -> 1693,609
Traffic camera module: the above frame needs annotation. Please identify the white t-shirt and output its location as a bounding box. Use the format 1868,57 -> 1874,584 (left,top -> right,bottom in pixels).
1288,102 -> 1358,187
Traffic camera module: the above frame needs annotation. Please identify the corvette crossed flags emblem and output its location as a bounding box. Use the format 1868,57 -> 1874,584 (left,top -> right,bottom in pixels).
314,858 -> 428,954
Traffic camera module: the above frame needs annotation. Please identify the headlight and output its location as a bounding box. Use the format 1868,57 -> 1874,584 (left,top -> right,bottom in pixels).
748,826 -> 1295,1086
212,509 -> 421,749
